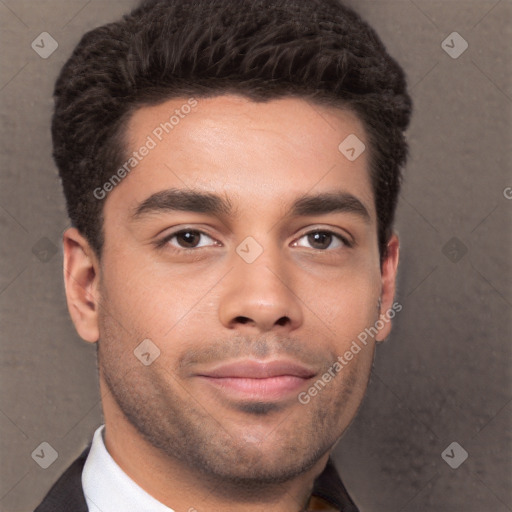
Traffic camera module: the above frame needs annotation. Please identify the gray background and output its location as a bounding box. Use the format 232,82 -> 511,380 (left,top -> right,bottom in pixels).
1,0 -> 510,511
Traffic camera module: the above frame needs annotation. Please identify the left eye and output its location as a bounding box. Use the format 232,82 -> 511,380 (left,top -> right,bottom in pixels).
293,231 -> 348,250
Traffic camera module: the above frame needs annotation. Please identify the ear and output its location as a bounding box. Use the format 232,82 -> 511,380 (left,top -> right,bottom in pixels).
375,233 -> 400,342
62,227 -> 101,343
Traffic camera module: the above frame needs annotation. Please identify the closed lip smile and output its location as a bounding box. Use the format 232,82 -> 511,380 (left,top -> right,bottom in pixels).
195,359 -> 317,401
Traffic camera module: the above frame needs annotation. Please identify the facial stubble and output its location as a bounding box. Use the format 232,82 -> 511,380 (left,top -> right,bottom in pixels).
97,316 -> 369,495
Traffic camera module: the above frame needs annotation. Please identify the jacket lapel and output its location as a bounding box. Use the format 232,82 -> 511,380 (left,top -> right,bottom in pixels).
34,445 -> 90,512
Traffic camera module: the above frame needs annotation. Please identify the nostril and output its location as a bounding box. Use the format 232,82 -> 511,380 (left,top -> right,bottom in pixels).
234,316 -> 251,324
276,316 -> 289,326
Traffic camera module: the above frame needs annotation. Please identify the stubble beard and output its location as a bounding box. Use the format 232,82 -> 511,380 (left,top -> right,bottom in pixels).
97,314 -> 367,494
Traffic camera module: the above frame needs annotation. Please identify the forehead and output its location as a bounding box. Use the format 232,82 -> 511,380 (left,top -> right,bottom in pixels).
109,94 -> 375,221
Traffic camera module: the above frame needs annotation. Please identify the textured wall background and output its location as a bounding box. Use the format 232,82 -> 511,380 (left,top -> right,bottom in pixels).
0,0 -> 510,511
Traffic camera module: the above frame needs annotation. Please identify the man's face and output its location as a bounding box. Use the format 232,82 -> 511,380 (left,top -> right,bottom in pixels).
74,95 -> 397,484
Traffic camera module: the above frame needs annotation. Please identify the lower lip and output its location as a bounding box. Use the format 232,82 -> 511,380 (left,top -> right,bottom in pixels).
197,375 -> 309,401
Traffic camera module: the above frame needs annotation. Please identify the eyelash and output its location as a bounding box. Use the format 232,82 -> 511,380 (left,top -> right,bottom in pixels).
156,228 -> 353,252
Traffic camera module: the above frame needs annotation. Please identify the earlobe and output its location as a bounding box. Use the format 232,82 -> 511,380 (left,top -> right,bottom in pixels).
375,233 -> 400,342
62,228 -> 101,343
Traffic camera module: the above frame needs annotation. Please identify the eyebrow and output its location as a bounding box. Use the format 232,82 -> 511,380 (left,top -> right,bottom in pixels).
291,192 -> 370,221
131,188 -> 370,222
131,189 -> 235,219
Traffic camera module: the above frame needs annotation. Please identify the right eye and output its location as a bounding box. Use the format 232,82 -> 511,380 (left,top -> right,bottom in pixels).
158,229 -> 221,250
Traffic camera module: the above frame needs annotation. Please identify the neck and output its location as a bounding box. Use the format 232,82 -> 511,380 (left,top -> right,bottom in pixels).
101,394 -> 330,512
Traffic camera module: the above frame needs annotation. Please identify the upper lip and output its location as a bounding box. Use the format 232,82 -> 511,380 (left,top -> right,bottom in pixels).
197,359 -> 317,379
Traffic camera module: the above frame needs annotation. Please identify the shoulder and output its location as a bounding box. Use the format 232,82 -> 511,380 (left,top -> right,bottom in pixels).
312,458 -> 359,512
33,445 -> 90,512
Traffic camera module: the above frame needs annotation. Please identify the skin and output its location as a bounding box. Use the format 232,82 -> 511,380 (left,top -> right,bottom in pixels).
63,95 -> 399,512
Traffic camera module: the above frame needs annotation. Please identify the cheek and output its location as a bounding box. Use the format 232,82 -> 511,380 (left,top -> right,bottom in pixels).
99,251 -> 224,348
97,269 -> 165,351
305,263 -> 382,342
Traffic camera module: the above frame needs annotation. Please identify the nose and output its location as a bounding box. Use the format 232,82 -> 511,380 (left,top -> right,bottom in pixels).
218,246 -> 304,334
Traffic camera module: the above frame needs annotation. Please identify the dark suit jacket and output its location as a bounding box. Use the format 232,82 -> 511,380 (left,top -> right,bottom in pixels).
34,444 -> 359,512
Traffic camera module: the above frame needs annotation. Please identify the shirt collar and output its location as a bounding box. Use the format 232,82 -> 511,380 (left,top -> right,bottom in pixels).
82,425 -> 175,512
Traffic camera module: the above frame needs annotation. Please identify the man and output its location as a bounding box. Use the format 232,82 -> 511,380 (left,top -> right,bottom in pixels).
35,0 -> 411,510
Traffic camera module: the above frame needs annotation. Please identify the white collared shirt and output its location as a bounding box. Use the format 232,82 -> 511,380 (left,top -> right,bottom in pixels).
82,424 -> 176,512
